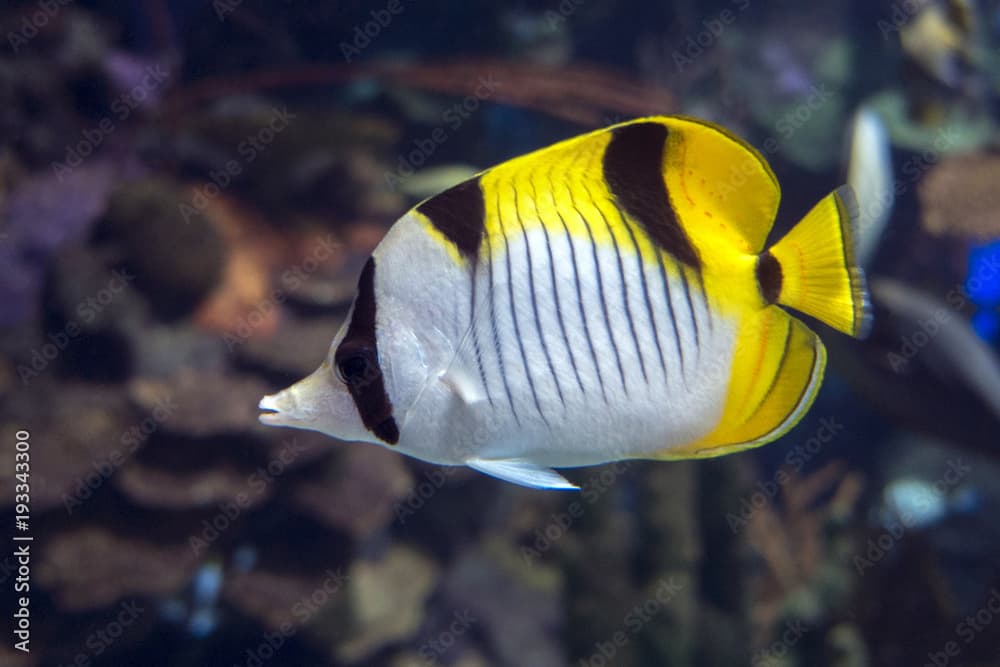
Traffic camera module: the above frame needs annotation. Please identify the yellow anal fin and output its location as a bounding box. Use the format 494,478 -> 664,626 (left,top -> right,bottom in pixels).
765,185 -> 872,338
659,310 -> 826,459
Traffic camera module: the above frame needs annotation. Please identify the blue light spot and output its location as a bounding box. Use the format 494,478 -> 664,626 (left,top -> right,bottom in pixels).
188,608 -> 218,638
882,478 -> 947,529
966,240 -> 1000,306
192,562 -> 223,607
972,309 -> 1000,342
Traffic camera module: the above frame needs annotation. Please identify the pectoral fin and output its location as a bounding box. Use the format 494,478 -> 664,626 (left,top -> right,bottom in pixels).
466,458 -> 579,490
441,365 -> 488,405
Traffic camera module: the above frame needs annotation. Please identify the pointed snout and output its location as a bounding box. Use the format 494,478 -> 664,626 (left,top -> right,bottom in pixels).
257,390 -> 300,427
258,363 -> 338,429
257,362 -> 370,443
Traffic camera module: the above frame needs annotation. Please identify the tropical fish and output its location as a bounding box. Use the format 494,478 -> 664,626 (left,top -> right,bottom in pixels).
845,107 -> 893,268
259,116 -> 870,489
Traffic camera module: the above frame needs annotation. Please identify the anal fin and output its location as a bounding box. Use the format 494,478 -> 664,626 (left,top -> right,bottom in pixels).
467,458 -> 579,490
661,311 -> 827,459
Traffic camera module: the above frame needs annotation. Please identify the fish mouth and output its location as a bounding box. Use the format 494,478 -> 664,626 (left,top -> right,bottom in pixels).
258,365 -> 342,432
258,392 -> 300,427
257,394 -> 282,425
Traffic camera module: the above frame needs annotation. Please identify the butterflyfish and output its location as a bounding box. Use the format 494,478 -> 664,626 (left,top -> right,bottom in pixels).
259,116 -> 871,490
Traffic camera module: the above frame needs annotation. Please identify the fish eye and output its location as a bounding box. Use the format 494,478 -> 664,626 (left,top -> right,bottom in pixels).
335,348 -> 375,386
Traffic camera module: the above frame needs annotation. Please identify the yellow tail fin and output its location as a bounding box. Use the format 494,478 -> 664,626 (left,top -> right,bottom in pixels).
759,185 -> 871,338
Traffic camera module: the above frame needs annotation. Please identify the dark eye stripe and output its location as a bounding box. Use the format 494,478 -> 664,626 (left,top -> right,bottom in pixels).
335,257 -> 399,445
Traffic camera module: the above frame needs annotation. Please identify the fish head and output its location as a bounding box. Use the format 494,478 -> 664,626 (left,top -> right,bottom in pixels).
257,315 -> 437,448
258,254 -> 443,453
257,358 -> 367,442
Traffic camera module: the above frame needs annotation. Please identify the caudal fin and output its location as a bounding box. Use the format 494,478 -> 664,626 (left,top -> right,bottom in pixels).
758,185 -> 871,338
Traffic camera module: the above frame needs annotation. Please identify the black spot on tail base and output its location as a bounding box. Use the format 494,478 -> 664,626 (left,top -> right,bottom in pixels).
756,250 -> 782,305
603,122 -> 701,270
416,177 -> 486,260
335,257 -> 400,445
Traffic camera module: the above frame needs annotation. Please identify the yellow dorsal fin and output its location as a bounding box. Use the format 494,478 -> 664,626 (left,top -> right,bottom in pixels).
659,116 -> 781,255
658,309 -> 826,459
421,116 -> 781,267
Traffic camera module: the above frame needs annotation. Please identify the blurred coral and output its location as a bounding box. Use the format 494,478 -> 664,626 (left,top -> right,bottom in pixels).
0,160 -> 119,326
292,445 -> 413,541
191,194 -> 289,338
127,370 -> 270,438
336,546 -> 438,662
919,151 -> 1000,239
37,527 -> 201,611
104,179 -> 227,320
745,463 -> 864,656
0,381 -> 136,512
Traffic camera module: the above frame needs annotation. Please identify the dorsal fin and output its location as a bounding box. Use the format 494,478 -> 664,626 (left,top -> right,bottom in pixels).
413,116 -> 781,268
602,121 -> 702,269
658,116 -> 781,254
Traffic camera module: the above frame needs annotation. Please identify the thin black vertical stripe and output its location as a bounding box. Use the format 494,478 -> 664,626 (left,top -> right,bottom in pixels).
543,221 -> 586,397
514,182 -> 565,408
612,204 -> 668,384
486,225 -> 519,425
468,259 -> 493,406
566,186 -> 628,397
556,206 -> 607,404
695,271 -> 712,331
658,253 -> 687,382
498,187 -> 549,426
679,266 -> 700,355
581,181 -> 648,385
531,172 -> 585,399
